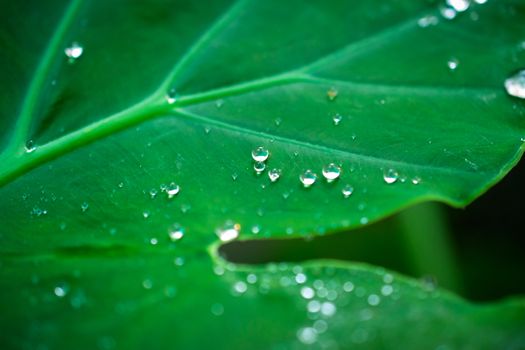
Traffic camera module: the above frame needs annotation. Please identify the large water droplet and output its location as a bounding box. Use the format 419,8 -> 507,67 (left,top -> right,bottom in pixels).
322,163 -> 341,182
332,113 -> 343,125
383,169 -> 399,184
169,224 -> 185,241
342,185 -> 354,198
64,42 -> 83,61
268,168 -> 282,182
166,88 -> 178,104
251,146 -> 269,162
216,221 -> 240,242
300,170 -> 317,187
327,87 -> 338,101
166,182 -> 180,198
504,70 -> 525,99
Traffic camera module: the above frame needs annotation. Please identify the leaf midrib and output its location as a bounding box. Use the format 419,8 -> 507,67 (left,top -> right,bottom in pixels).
0,1 -> 497,187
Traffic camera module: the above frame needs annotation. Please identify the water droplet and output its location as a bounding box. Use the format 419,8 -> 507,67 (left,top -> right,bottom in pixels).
295,273 -> 307,284
367,294 -> 381,306
332,113 -> 343,125
54,282 -> 69,298
320,302 -> 336,317
307,300 -> 321,313
447,58 -> 459,70
268,168 -> 282,182
149,188 -> 158,199
504,70 -> 525,99
343,281 -> 355,292
233,281 -> 248,294
150,237 -> 158,245
81,202 -> 89,212
474,0 -> 487,4
169,224 -> 185,241
211,303 -> 224,316
383,168 -> 399,184
300,286 -> 315,299
64,42 -> 83,60
204,126 -> 211,134
440,6 -> 457,19
300,170 -> 317,187
322,163 -> 341,182
360,217 -> 369,225
326,87 -> 338,101
247,274 -> 257,284
174,256 -> 185,266
215,221 -> 240,242
143,211 -> 150,219
253,161 -> 266,174
231,172 -> 238,181
381,284 -> 394,296
166,88 -> 178,104
142,279 -> 153,289
342,185 -> 354,198
215,99 -> 224,109
411,176 -> 422,185
417,15 -> 439,27
166,182 -> 180,198
251,146 -> 269,162
25,140 -> 36,153
446,0 -> 469,12
274,117 -> 282,126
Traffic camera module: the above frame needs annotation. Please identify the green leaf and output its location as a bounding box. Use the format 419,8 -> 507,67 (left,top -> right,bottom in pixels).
1,0 -> 524,348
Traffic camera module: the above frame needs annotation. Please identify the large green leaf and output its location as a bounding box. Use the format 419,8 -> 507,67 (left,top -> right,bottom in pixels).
1,0 -> 525,348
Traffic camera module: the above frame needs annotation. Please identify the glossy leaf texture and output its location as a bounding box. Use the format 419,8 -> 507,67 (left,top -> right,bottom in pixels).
1,0 -> 525,348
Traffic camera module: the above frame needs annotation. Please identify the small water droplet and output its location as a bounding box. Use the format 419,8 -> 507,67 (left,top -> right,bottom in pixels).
297,327 -> 317,345
504,70 -> 525,99
360,217 -> 369,225
417,15 -> 439,27
367,294 -> 381,306
411,176 -> 422,185
215,221 -> 240,242
307,300 -> 321,313
253,161 -> 266,174
54,282 -> 69,298
166,182 -> 180,198
251,146 -> 269,162
81,202 -> 89,212
211,303 -> 224,316
447,58 -> 459,70
233,281 -> 248,294
150,237 -> 158,245
446,0 -> 469,12
142,279 -> 153,289
343,281 -> 355,292
231,172 -> 238,181
383,168 -> 399,184
381,284 -> 394,296
295,273 -> 307,284
268,168 -> 282,182
25,140 -> 36,153
300,170 -> 317,187
326,87 -> 338,101
440,6 -> 457,19
332,113 -> 343,125
149,188 -> 158,199
342,185 -> 354,198
143,211 -> 150,219
166,88 -> 178,104
274,117 -> 282,126
215,99 -> 224,109
204,126 -> 211,134
320,302 -> 336,317
247,273 -> 257,284
322,163 -> 341,182
300,286 -> 315,299
64,42 -> 83,61
169,224 -> 185,241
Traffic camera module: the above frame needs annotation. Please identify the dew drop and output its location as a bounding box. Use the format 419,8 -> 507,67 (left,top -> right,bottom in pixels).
440,6 -> 457,19
169,224 -> 185,241
417,15 -> 439,27
211,303 -> 224,316
300,286 -> 315,299
247,273 -> 257,284
300,170 -> 317,187
54,282 -> 69,298
381,284 -> 394,296
307,300 -> 321,313
253,161 -> 266,174
332,113 -> 343,125
342,185 -> 354,198
383,168 -> 399,184
504,70 -> 525,99
64,42 -> 83,60
251,146 -> 269,162
215,99 -> 224,109
343,281 -> 355,292
447,58 -> 459,70
143,211 -> 150,219
326,87 -> 338,101
166,182 -> 180,198
274,117 -> 282,126
25,140 -> 36,153
233,281 -> 248,294
81,202 -> 89,212
446,0 -> 469,12
268,168 -> 282,182
216,221 -> 240,242
411,176 -> 422,185
297,327 -> 317,345
320,302 -> 337,317
367,294 -> 381,306
322,163 -> 341,182
166,88 -> 178,104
